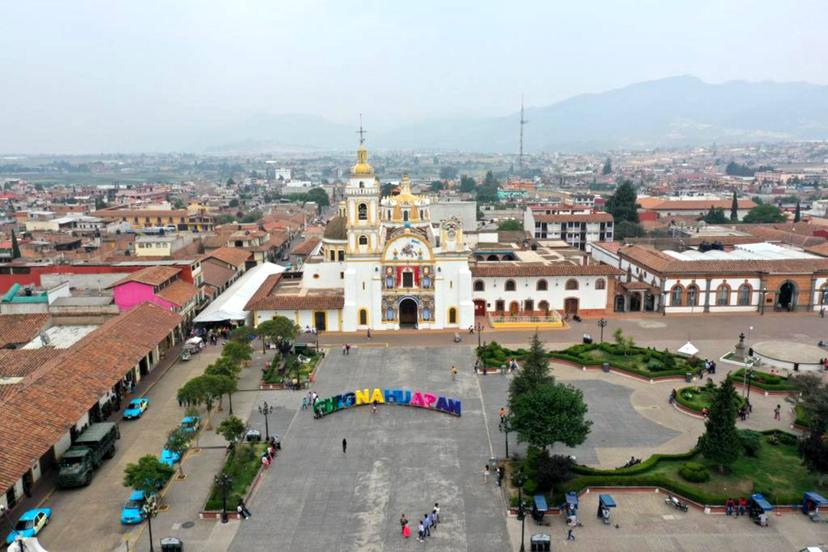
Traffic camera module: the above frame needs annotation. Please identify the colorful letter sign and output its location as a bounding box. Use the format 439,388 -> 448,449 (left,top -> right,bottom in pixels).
313,387 -> 461,418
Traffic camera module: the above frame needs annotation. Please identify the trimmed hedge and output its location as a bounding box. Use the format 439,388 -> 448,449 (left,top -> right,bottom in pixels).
478,342 -> 528,368
679,462 -> 710,483
675,384 -> 746,413
548,351 -> 687,379
730,368 -> 796,392
562,430 -> 803,506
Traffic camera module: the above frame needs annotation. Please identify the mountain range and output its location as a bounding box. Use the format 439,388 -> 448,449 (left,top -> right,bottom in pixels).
204,76 -> 828,154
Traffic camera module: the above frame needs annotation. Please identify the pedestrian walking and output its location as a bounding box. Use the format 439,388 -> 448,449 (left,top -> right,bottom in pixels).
423,513 -> 431,537
483,464 -> 490,483
237,499 -> 252,519
342,344 -> 347,356
400,513 -> 408,536
497,465 -> 504,487
367,328 -> 371,338
372,400 -> 378,414
433,503 -> 440,524
261,454 -> 270,469
499,407 -> 506,422
301,396 -> 308,410
567,527 -> 575,540
774,404 -> 781,421
345,343 -> 351,355
417,521 -> 425,542
342,438 -> 347,454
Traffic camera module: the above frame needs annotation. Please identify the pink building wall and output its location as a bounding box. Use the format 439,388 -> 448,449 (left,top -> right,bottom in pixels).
112,281 -> 175,312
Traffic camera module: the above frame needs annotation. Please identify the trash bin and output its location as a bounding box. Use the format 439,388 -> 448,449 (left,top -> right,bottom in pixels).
530,533 -> 551,552
582,333 -> 593,344
602,362 -> 610,373
160,537 -> 183,551
685,372 -> 693,383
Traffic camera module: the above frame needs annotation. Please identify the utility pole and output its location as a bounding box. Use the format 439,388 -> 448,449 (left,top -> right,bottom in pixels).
518,95 -> 528,170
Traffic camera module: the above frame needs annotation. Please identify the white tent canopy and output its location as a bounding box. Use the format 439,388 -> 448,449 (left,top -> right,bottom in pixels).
7,537 -> 49,552
194,262 -> 285,325
677,341 -> 699,356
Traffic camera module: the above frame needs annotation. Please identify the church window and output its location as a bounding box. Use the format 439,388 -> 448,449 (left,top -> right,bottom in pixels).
330,250 -> 336,261
687,285 -> 699,307
716,284 -> 731,306
402,272 -> 414,288
359,181 -> 364,188
386,307 -> 394,321
338,250 -> 345,261
423,307 -> 431,321
422,275 -> 431,289
448,308 -> 457,324
359,309 -> 368,325
387,209 -> 392,219
536,279 -> 548,291
670,284 -> 684,306
385,275 -> 394,288
595,278 -> 606,290
474,280 -> 485,291
403,210 -> 409,222
358,203 -> 367,220
419,209 -> 424,219
358,235 -> 368,246
738,284 -> 752,306
565,279 -> 579,290
505,279 -> 516,292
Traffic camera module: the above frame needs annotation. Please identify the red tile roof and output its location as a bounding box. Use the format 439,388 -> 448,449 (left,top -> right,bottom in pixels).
248,292 -> 344,311
204,247 -> 251,268
201,261 -> 236,289
651,199 -> 756,211
0,303 -> 182,493
0,314 -> 50,348
243,274 -> 283,311
157,279 -> 198,307
0,348 -> 60,378
290,237 -> 321,256
109,266 -> 180,288
470,262 -> 622,277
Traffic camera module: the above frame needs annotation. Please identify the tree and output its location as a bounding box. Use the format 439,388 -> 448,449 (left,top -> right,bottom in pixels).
429,180 -> 445,192
221,341 -> 253,367
509,333 -> 553,400
476,171 -> 500,204
228,198 -> 239,208
10,230 -> 20,259
305,187 -> 330,213
751,196 -> 764,206
612,328 -> 635,356
459,175 -> 476,193
498,219 -> 523,231
381,182 -> 396,197
256,316 -> 298,350
614,220 -> 644,240
177,375 -> 227,429
730,191 -> 739,222
439,166 -> 458,180
699,377 -> 741,473
123,455 -> 174,498
165,427 -> 191,478
794,201 -> 801,223
703,207 -> 728,224
226,177 -> 235,188
742,204 -> 786,223
510,382 -> 592,450
601,158 -> 612,175
205,356 -> 241,380
229,326 -> 256,344
217,415 -> 246,446
725,162 -> 755,177
605,180 -> 639,224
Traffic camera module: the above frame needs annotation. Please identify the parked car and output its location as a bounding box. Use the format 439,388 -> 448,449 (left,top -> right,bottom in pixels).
123,398 -> 149,420
180,416 -> 201,434
244,429 -> 262,442
159,448 -> 181,467
5,508 -> 52,544
120,490 -> 149,525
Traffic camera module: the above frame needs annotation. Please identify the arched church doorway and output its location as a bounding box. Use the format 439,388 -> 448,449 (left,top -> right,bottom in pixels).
474,300 -> 486,316
399,298 -> 418,327
777,281 -> 797,311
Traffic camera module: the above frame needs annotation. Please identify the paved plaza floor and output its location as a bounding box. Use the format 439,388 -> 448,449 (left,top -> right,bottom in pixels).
229,346 -> 511,552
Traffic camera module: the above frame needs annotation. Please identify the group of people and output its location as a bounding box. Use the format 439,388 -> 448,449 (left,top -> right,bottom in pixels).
700,358 -> 717,376
738,400 -> 753,421
302,390 -> 320,411
260,436 -> 281,469
725,497 -> 749,516
341,344 -> 352,355
399,504 -> 440,542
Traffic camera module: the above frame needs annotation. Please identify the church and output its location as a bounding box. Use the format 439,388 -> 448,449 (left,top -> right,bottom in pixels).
245,139 -> 476,332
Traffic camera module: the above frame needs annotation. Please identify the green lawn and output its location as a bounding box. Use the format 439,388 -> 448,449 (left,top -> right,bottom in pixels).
731,368 -> 796,391
205,443 -> 267,511
567,432 -> 816,505
676,385 -> 746,413
549,342 -> 692,378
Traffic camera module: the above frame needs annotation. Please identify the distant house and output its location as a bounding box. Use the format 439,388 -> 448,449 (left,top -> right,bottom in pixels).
107,266 -> 199,320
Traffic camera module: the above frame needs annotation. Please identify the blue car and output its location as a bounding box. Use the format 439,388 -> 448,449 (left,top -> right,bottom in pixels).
180,415 -> 200,433
5,508 -> 52,544
159,448 -> 181,467
120,490 -> 148,524
123,398 -> 149,420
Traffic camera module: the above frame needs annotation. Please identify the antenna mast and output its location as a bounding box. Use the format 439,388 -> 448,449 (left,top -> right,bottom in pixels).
519,95 -> 528,170
357,113 -> 367,145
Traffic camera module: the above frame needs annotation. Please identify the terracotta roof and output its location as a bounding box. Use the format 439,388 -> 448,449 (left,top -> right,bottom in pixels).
0,348 -> 60,378
739,225 -> 826,248
157,279 -> 198,307
651,199 -> 756,210
291,237 -> 321,256
322,217 -> 347,240
0,303 -> 182,493
247,291 -> 344,311
204,247 -> 251,268
619,244 -> 828,275
243,274 -> 283,311
470,262 -> 622,277
202,261 -> 236,289
93,208 -> 189,218
109,266 -> 180,288
805,242 -> 828,258
0,314 -> 50,348
534,212 -> 614,223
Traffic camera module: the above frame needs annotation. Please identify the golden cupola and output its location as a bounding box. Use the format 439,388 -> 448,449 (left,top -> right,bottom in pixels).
351,144 -> 374,176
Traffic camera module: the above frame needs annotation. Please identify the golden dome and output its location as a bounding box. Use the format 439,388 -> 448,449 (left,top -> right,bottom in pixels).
395,175 -> 418,202
351,144 -> 374,176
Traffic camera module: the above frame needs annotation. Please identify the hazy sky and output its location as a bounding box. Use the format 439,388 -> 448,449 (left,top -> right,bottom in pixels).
2,0 -> 827,154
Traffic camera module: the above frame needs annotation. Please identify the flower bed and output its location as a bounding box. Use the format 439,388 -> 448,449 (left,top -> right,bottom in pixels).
560,431 -> 808,506
205,443 -> 267,511
675,384 -> 746,413
730,368 -> 796,392
549,342 -> 691,379
262,352 -> 321,385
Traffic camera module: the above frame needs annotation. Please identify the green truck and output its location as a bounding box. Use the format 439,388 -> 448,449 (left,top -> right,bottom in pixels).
57,422 -> 120,488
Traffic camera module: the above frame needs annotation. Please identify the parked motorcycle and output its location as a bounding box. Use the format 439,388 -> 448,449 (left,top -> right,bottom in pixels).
664,495 -> 689,512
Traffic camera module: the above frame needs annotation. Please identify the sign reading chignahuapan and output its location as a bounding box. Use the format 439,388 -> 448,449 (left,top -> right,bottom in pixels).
313,387 -> 461,418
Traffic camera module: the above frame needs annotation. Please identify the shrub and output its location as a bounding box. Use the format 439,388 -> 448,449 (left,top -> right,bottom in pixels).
522,479 -> 538,495
678,462 -> 710,483
534,452 -> 575,492
739,430 -> 762,457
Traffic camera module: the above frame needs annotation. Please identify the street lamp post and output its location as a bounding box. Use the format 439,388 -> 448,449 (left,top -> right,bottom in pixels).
746,365 -> 755,404
477,323 -> 482,348
597,318 -> 607,343
258,401 -> 274,441
747,325 -> 754,356
498,416 -> 512,459
513,469 -> 527,552
142,495 -> 159,552
214,472 -> 233,524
